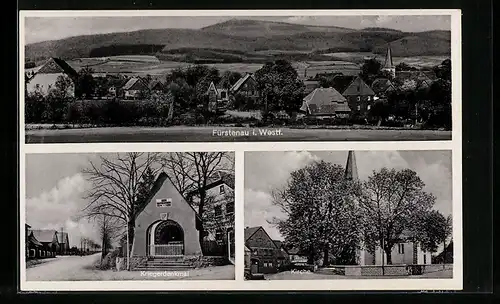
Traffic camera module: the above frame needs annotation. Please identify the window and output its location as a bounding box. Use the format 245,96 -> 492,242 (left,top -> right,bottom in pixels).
226,202 -> 234,214
367,105 -> 371,110
215,229 -> 224,241
357,96 -> 361,101
398,243 -> 405,254
219,185 -> 225,194
214,205 -> 222,217
367,96 -> 371,101
357,105 -> 361,111
220,91 -> 226,98
423,254 -> 427,264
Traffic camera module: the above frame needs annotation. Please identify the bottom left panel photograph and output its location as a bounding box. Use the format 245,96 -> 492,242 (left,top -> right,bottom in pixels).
23,152 -> 235,282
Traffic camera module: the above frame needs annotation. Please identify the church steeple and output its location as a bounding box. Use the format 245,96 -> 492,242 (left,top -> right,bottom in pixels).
344,151 -> 358,181
382,44 -> 396,79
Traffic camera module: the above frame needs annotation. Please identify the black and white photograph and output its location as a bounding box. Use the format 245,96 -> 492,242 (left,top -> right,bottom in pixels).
244,150 -> 455,281
23,152 -> 235,281
22,12 -> 455,143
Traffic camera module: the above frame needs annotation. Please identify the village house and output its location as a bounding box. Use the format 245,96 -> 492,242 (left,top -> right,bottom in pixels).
245,226 -> 283,274
31,229 -> 59,258
206,81 -> 231,112
332,75 -> 376,116
148,79 -> 166,95
26,225 -> 43,259
300,87 -> 351,118
185,171 -> 235,257
371,78 -> 396,98
230,73 -> 260,101
122,77 -> 149,99
25,57 -> 79,97
343,151 -> 434,267
272,240 -> 291,268
394,71 -> 437,91
57,230 -> 70,255
107,77 -> 128,98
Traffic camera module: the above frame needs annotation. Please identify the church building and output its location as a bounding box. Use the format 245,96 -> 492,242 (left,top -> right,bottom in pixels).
344,151 -> 432,266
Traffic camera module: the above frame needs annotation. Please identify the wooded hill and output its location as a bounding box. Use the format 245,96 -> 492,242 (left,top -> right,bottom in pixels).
25,19 -> 451,62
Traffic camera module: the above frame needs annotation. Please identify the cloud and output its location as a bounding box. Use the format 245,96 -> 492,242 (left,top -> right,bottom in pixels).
25,173 -> 100,247
244,188 -> 283,240
244,151 -> 319,192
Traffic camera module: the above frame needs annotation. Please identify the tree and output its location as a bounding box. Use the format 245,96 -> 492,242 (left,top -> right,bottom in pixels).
254,60 -> 305,117
433,59 -> 451,81
353,168 -> 435,265
271,160 -> 360,266
360,58 -> 382,85
75,67 -> 96,99
368,100 -> 391,126
219,71 -> 242,89
82,153 -> 163,257
410,210 -> 452,256
161,152 -> 233,253
97,214 -> 122,260
52,75 -> 74,99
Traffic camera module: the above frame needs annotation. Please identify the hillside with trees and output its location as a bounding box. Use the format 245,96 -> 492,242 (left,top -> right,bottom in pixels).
25,19 -> 451,62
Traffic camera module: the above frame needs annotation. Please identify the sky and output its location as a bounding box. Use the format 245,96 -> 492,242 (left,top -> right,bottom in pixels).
24,15 -> 451,44
244,150 -> 453,241
25,152 -> 234,247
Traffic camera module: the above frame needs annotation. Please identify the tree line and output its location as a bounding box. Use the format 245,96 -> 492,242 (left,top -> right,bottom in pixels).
271,160 -> 452,266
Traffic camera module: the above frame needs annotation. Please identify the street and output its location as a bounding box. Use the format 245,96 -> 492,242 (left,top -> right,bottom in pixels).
26,254 -> 235,281
265,269 -> 453,280
25,126 -> 451,143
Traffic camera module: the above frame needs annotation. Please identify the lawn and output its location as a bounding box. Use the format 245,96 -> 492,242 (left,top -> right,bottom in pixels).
265,268 -> 453,280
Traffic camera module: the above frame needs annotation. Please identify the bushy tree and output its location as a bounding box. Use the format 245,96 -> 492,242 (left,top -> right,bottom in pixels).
75,67 -> 96,99
353,168 -> 435,265
219,71 -> 242,89
254,60 -> 305,117
271,160 -> 360,266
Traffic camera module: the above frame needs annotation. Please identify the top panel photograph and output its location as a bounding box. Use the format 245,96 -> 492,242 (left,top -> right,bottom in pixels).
22,12 -> 456,143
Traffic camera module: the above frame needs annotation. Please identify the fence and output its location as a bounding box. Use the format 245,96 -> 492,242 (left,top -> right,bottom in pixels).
150,244 -> 183,256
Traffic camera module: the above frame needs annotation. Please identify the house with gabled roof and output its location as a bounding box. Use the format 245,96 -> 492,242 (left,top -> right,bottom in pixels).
122,77 -> 149,99
371,78 -> 396,98
230,73 -> 259,100
245,226 -> 283,274
300,87 -> 351,118
394,71 -> 437,91
206,81 -> 230,113
339,76 -> 376,116
186,171 -> 235,247
31,229 -> 59,257
25,57 -> 78,97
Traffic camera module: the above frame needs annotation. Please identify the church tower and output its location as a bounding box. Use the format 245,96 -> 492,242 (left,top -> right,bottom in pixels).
382,44 -> 396,79
344,150 -> 358,181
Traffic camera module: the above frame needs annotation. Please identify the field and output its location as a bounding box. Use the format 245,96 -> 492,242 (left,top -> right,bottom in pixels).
322,52 -> 449,67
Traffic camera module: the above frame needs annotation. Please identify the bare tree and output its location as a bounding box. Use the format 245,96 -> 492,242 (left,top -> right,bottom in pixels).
82,153 -> 163,253
97,214 -> 122,260
161,152 -> 233,253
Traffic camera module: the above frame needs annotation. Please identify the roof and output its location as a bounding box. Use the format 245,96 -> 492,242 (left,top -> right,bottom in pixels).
230,73 -> 255,92
371,78 -> 395,94
395,71 -> 435,87
36,58 -> 78,78
204,171 -> 235,190
301,88 -> 351,115
206,81 -> 218,95
148,79 -> 165,90
28,234 -> 43,247
136,172 -> 202,223
122,77 -> 148,91
31,230 -> 57,243
244,226 -> 262,241
330,75 -> 357,93
342,76 -> 375,96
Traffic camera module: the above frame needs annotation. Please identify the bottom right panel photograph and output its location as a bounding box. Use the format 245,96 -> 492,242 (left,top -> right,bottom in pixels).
244,150 -> 454,281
